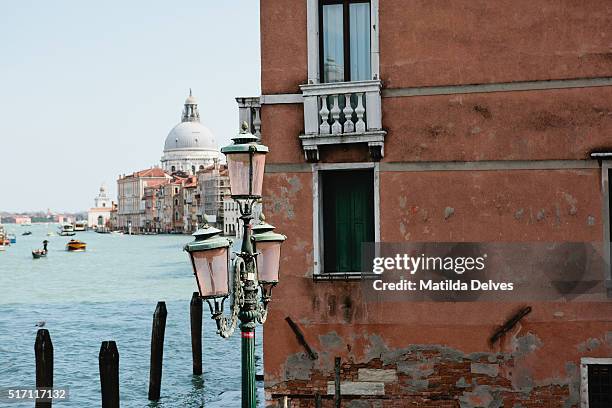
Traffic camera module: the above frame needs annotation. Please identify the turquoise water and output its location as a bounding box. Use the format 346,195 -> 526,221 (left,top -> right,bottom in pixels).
0,224 -> 263,407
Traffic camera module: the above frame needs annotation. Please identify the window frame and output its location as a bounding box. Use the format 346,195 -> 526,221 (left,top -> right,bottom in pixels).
581,357 -> 612,407
319,0 -> 371,83
308,0 -> 379,84
312,162 -> 380,278
601,163 -> 612,294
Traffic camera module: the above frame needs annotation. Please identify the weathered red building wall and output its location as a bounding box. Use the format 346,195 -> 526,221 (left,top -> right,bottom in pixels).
261,0 -> 308,94
379,0 -> 612,88
258,1 -> 612,406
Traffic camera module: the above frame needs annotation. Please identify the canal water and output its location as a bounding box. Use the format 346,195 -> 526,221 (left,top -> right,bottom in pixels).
0,224 -> 263,407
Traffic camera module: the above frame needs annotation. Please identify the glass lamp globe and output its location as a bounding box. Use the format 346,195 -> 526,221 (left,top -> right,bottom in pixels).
251,214 -> 286,283
184,225 -> 231,298
221,122 -> 269,199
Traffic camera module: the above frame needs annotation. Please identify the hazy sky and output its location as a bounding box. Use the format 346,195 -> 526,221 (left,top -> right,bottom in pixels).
0,1 -> 261,213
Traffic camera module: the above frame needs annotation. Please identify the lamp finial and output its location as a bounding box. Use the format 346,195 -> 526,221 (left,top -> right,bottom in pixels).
241,121 -> 249,133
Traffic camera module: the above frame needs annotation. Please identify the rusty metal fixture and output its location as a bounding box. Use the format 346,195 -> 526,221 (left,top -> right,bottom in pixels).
490,306 -> 532,345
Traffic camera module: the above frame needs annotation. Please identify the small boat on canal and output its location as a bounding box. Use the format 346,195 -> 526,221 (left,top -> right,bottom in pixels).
8,234 -> 16,244
32,240 -> 49,259
22,231 -> 32,236
66,239 -> 86,252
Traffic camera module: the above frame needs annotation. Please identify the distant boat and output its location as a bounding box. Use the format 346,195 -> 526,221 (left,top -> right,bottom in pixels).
47,232 -> 55,237
32,249 -> 47,258
58,223 -> 76,236
33,240 -> 49,259
74,221 -> 87,231
21,222 -> 32,227
22,231 -> 32,236
66,239 -> 86,252
0,225 -> 8,250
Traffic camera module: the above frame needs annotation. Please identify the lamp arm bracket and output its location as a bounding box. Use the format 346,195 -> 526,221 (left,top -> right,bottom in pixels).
256,301 -> 269,324
256,282 -> 275,324
215,256 -> 244,338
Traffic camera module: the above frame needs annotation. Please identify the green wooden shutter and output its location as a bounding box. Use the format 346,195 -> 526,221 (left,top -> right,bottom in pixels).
335,181 -> 352,271
325,170 -> 374,273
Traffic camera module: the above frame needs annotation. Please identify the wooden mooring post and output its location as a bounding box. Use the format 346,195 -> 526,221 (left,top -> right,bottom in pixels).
190,292 -> 203,375
148,301 -> 167,401
35,329 -> 53,408
334,356 -> 341,408
99,341 -> 119,408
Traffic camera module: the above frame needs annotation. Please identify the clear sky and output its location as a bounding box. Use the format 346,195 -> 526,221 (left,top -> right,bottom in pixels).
0,0 -> 261,213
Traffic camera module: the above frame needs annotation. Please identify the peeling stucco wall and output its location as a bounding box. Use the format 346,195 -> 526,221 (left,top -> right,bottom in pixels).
265,321 -> 612,407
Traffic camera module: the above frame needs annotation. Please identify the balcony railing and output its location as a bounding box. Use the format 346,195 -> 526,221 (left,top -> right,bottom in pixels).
299,80 -> 386,162
235,97 -> 261,138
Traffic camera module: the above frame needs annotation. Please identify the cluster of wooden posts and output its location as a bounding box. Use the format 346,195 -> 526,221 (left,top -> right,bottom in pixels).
33,292 -> 204,407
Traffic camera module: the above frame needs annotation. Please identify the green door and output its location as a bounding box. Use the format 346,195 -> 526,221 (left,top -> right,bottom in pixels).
323,170 -> 374,272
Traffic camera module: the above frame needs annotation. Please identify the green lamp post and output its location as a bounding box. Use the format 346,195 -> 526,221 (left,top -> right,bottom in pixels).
184,122 -> 286,408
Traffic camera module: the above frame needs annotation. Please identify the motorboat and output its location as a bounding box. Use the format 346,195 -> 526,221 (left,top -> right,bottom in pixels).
58,223 -> 76,236
74,221 -> 87,231
66,239 -> 86,252
8,234 -> 16,244
22,231 -> 32,236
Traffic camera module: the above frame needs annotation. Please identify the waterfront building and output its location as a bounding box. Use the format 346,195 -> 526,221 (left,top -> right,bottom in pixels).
14,216 -> 31,225
109,205 -> 118,230
117,167 -> 170,234
158,173 -> 188,233
222,197 -> 238,236
196,160 -> 230,230
222,195 -> 261,239
87,184 -> 114,229
181,175 -> 199,233
251,1 -> 612,406
161,90 -> 219,175
55,215 -> 74,225
143,180 -> 167,233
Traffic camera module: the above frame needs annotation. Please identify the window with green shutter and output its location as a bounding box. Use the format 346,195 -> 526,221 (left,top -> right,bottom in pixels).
322,170 -> 374,273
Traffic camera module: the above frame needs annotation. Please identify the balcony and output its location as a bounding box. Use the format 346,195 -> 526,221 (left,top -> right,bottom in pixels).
299,80 -> 386,162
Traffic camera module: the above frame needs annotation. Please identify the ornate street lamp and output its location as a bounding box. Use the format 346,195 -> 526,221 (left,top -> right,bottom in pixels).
252,214 -> 286,301
184,122 -> 285,408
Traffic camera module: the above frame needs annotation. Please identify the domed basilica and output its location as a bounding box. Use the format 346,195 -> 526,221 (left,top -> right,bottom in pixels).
161,90 -> 219,174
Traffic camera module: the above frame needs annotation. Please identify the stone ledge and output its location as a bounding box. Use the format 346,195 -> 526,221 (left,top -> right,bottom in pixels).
358,368 -> 398,383
326,381 -> 385,396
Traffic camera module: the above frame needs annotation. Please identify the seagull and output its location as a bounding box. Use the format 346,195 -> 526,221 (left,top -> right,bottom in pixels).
35,321 -> 46,327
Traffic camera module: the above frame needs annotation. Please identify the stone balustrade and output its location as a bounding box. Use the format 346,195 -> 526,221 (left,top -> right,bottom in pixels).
299,80 -> 386,162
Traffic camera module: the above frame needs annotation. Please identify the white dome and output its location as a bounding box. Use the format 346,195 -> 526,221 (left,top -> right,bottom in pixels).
164,121 -> 217,152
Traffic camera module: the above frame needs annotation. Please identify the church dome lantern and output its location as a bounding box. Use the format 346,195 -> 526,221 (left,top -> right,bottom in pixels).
161,89 -> 219,175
